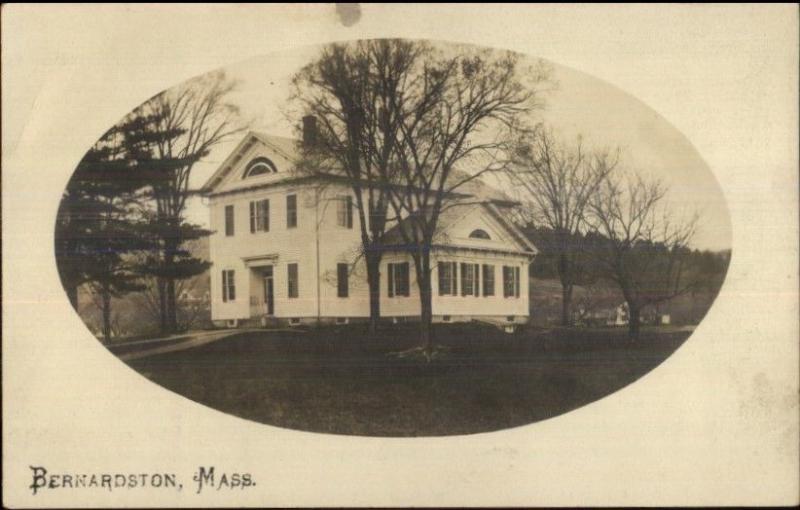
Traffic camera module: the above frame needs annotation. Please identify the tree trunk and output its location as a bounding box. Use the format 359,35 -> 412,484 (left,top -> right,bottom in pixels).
101,287 -> 112,344
158,277 -> 168,334
561,284 -> 573,326
365,251 -> 382,335
416,249 -> 434,358
166,277 -> 178,333
628,303 -> 641,341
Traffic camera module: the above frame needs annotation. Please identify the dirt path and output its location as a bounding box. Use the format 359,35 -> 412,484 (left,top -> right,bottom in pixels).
118,329 -> 241,361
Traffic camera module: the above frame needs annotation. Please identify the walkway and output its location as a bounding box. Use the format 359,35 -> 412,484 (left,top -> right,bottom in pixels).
117,329 -> 242,362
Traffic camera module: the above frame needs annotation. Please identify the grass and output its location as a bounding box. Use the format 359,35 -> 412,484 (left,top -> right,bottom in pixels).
126,323 -> 691,437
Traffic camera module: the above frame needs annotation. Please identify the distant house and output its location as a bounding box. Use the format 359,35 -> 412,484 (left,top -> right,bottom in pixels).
201,124 -> 538,328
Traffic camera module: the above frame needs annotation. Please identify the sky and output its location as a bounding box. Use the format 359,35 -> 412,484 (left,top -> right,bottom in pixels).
180,42 -> 731,251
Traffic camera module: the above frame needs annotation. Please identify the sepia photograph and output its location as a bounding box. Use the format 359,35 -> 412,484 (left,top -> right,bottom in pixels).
54,39 -> 732,436
3,4 -> 798,507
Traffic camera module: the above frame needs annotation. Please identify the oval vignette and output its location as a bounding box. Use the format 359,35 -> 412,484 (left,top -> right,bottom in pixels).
54,39 -> 731,437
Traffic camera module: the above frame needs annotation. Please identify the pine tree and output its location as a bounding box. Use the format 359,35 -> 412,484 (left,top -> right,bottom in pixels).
55,124 -> 148,342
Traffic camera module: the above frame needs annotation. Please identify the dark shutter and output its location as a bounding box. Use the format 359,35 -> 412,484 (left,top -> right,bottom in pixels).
346,196 -> 353,228
225,205 -> 234,236
222,271 -> 227,302
249,201 -> 255,233
515,266 -> 521,297
287,194 -> 297,228
337,263 -> 348,298
460,263 -> 468,296
287,263 -> 298,298
438,262 -> 446,295
387,263 -> 395,297
398,262 -> 409,296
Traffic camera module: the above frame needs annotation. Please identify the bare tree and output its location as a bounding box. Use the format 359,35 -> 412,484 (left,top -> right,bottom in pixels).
130,70 -> 245,334
385,46 -> 550,353
511,127 -> 618,326
290,40 -> 423,333
588,172 -> 699,340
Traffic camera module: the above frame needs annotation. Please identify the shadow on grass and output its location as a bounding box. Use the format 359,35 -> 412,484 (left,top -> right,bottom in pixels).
126,323 -> 691,437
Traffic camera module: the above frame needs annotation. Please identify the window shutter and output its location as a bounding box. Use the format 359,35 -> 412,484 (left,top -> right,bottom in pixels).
249,202 -> 255,233
515,266 -> 521,297
263,199 -> 270,232
438,262 -> 446,295
222,271 -> 227,302
387,263 -> 394,297
225,205 -> 234,236
474,264 -> 480,297
229,270 -> 236,301
346,196 -> 353,228
337,263 -> 348,298
452,262 -> 458,296
460,263 -> 468,296
400,262 -> 409,296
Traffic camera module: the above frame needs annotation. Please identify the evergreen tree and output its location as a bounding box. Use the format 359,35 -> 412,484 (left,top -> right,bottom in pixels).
55,124 -> 148,342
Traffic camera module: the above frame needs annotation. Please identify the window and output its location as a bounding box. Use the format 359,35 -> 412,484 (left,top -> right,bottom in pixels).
469,229 -> 491,240
460,263 -> 480,296
287,263 -> 299,298
250,199 -> 269,233
482,264 -> 495,297
222,270 -> 236,302
224,205 -> 234,236
387,262 -> 410,297
438,261 -> 458,296
286,194 -> 297,228
337,263 -> 349,298
337,195 -> 353,228
243,157 -> 278,178
503,265 -> 521,298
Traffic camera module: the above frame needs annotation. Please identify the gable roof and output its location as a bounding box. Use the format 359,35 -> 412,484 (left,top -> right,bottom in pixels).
200,132 -> 299,193
202,131 -> 519,208
382,201 -> 537,255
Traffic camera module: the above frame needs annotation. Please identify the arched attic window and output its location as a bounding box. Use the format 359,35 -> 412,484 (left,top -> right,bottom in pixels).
243,157 -> 278,178
469,229 -> 491,240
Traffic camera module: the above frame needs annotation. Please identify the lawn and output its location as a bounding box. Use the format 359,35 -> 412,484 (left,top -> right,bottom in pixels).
126,323 -> 692,437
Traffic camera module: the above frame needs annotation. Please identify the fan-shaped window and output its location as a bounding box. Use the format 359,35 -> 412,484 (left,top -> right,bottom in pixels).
243,157 -> 278,178
469,229 -> 491,240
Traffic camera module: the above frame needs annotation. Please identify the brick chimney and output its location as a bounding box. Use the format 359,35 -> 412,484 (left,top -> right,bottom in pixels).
302,115 -> 318,147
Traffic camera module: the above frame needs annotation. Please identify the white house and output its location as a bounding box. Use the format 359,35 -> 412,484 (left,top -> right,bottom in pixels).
201,128 -> 537,328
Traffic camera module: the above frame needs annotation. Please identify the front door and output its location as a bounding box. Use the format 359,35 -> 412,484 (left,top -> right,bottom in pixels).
263,266 -> 274,316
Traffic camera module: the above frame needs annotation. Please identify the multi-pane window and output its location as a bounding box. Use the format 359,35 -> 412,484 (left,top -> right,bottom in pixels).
482,264 -> 495,296
460,263 -> 480,296
222,270 -> 236,302
249,199 -> 269,233
287,263 -> 299,298
286,194 -> 297,228
224,205 -> 234,236
336,195 -> 353,228
337,263 -> 349,298
503,265 -> 521,298
438,261 -> 458,296
387,262 -> 410,297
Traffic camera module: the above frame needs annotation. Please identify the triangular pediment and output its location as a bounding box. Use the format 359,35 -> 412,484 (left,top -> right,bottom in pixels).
202,132 -> 300,195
